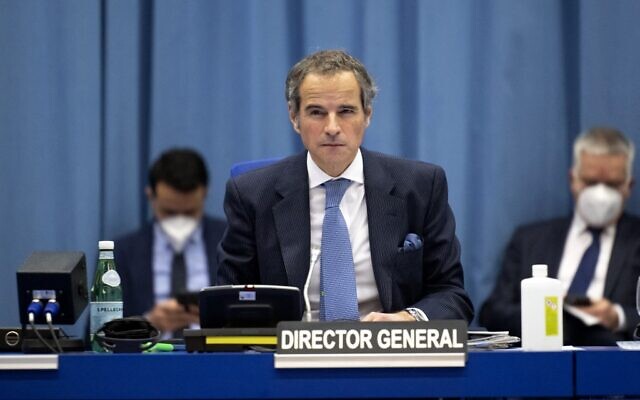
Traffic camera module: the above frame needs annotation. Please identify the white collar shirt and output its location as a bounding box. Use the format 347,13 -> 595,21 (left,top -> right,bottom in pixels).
305,149 -> 382,321
152,222 -> 210,300
557,211 -> 625,329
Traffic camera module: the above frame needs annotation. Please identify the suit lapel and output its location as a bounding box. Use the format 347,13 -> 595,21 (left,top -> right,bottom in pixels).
604,214 -> 631,297
547,219 -> 572,278
202,217 -> 219,285
272,153 -> 311,291
138,224 -> 155,313
362,150 -> 405,311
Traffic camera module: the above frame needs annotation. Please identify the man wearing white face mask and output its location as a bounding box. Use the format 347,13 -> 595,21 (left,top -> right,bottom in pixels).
115,148 -> 226,334
480,127 -> 640,345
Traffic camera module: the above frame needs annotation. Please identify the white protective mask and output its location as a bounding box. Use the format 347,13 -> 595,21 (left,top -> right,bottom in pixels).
159,215 -> 199,253
576,183 -> 623,228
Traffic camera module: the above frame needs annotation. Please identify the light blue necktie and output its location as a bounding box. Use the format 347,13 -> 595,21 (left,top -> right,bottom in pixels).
319,178 -> 360,321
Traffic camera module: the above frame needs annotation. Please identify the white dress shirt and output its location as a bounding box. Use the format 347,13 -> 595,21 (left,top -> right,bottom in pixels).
305,149 -> 383,320
152,222 -> 210,301
152,222 -> 210,335
557,212 -> 625,329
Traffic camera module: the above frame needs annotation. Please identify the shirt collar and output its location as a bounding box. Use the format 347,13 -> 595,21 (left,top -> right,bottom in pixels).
571,211 -> 615,237
307,148 -> 364,189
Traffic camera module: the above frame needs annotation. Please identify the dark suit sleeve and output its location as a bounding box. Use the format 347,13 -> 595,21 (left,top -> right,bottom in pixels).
203,216 -> 227,286
618,244 -> 640,339
622,304 -> 640,339
479,228 -> 525,336
411,167 -> 474,322
217,177 -> 260,285
114,228 -> 154,317
114,241 -> 134,316
620,227 -> 640,338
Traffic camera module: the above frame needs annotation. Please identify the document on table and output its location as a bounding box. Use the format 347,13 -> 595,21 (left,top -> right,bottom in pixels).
616,341 -> 640,350
468,331 -> 520,349
564,304 -> 601,326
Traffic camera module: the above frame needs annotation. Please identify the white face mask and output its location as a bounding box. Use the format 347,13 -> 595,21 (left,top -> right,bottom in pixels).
576,183 -> 623,228
159,215 -> 199,253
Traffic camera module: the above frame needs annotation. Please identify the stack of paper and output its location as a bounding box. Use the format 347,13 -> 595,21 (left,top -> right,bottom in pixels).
468,331 -> 520,349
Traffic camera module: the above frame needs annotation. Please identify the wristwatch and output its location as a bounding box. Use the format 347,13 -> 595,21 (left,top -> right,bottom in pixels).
404,307 -> 428,321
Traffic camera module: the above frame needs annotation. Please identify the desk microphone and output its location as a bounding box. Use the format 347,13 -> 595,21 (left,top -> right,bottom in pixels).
303,247 -> 321,322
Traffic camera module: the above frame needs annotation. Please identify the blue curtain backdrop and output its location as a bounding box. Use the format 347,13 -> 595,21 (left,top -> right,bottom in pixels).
1,0 -> 640,333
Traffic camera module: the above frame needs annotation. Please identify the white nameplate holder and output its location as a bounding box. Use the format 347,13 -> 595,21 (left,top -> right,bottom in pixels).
274,320 -> 467,369
0,355 -> 58,370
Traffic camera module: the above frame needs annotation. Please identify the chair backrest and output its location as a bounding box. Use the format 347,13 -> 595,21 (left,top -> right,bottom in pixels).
229,157 -> 281,177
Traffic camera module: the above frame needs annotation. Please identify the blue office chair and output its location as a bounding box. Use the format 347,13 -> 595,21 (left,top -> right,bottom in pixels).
229,157 -> 281,177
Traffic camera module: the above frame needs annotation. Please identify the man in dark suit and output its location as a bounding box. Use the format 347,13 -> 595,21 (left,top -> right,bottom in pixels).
218,50 -> 473,323
115,148 -> 226,334
480,127 -> 640,345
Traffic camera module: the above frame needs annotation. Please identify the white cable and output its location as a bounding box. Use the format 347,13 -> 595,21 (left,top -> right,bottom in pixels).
45,312 -> 63,353
304,247 -> 321,322
28,312 -> 57,353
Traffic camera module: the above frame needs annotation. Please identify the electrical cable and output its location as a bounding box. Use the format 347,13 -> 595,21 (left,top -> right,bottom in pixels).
44,300 -> 63,353
28,312 -> 58,353
45,313 -> 63,353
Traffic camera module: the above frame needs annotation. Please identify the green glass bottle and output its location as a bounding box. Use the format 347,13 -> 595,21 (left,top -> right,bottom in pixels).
89,240 -> 123,352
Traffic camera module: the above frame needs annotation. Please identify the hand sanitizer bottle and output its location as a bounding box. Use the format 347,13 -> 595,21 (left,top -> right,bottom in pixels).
521,264 -> 563,350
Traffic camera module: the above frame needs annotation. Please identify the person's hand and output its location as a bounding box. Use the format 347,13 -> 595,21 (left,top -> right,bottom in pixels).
575,298 -> 619,331
145,298 -> 200,333
361,311 -> 416,322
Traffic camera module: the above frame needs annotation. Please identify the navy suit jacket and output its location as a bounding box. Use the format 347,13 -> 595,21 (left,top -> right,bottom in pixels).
115,215 -> 226,317
217,148 -> 474,322
479,213 -> 640,345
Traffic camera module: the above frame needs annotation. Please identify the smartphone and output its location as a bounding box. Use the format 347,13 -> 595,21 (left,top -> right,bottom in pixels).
565,295 -> 592,306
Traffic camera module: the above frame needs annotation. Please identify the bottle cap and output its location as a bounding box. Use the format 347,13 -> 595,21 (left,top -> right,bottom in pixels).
532,264 -> 548,278
98,241 -> 114,250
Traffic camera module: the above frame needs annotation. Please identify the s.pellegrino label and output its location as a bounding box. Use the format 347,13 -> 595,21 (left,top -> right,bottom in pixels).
90,301 -> 124,337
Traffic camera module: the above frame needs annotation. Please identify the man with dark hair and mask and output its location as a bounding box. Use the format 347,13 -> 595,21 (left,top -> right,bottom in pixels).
115,148 -> 226,335
480,127 -> 640,345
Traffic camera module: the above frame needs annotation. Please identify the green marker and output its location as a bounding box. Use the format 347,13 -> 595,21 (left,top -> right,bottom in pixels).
143,342 -> 174,352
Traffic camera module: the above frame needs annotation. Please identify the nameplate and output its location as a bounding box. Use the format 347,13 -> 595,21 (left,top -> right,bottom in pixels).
274,320 -> 467,369
0,355 -> 58,370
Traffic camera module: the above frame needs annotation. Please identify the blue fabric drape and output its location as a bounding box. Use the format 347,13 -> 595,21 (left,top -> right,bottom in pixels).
2,0 -> 640,333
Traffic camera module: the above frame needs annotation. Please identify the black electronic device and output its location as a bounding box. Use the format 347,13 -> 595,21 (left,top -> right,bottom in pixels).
0,327 -> 63,351
175,291 -> 199,311
184,327 -> 278,352
0,326 -> 85,353
16,251 -> 88,325
0,327 -> 25,351
199,285 -> 303,328
16,251 -> 89,353
565,295 -> 593,307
